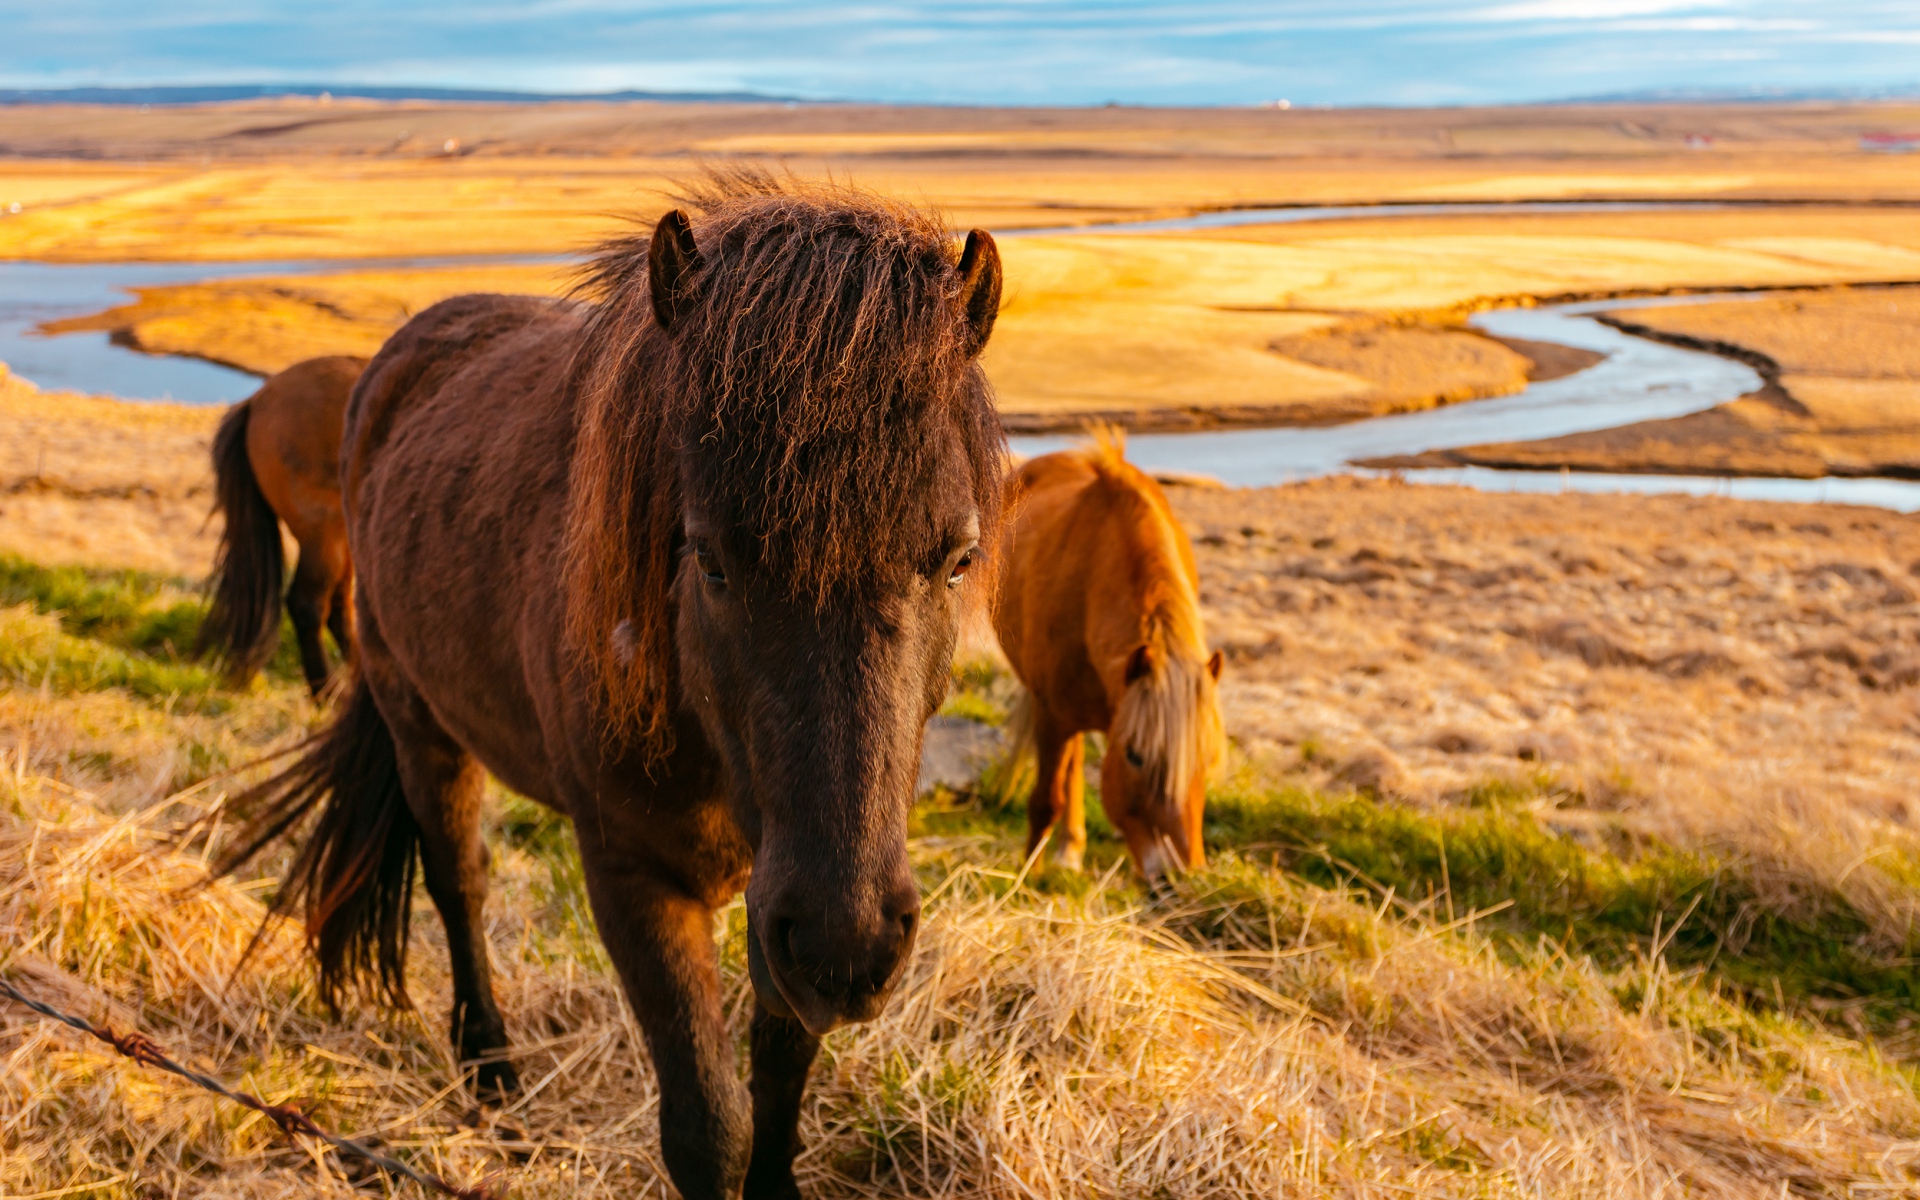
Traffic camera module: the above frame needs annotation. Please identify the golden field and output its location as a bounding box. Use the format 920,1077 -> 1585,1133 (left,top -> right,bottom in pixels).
6,99 -> 1920,263
36,205 -> 1920,430
9,99 -> 1920,1198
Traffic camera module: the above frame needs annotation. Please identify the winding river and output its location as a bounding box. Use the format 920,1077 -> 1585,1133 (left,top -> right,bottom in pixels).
5,200 -> 1919,510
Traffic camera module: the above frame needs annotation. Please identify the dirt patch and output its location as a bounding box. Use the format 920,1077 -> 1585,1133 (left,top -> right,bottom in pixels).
1172,475 -> 1920,840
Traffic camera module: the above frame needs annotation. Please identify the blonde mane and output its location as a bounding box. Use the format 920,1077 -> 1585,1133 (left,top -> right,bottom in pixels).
1086,426 -> 1225,810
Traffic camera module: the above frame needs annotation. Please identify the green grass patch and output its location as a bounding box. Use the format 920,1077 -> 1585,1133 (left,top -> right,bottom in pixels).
0,553 -> 204,659
1205,777 -> 1920,1036
940,653 -> 1011,725
0,552 -> 314,687
936,690 -> 1005,725
0,605 -> 225,707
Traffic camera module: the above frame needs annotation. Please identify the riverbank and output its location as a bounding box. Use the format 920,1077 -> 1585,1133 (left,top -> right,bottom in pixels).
25,204 -> 1920,437
1366,286 -> 1920,479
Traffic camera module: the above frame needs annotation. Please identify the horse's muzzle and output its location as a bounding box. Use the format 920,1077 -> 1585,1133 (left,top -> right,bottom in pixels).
747,883 -> 919,1036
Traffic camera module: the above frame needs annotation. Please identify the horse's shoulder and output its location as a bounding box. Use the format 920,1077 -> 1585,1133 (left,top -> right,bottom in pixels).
353,294 -> 576,411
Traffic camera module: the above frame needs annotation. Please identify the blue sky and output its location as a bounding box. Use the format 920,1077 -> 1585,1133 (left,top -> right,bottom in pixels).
3,1 -> 1917,107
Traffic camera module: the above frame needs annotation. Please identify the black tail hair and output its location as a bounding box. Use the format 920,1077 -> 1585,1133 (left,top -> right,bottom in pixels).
196,398 -> 285,684
217,676 -> 419,1010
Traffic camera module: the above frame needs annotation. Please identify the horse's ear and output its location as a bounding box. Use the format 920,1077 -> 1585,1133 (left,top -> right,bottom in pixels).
1124,643 -> 1156,685
1206,649 -> 1224,682
956,229 -> 1002,358
649,209 -> 704,333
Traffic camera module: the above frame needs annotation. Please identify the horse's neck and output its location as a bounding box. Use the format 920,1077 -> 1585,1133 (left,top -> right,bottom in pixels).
1095,493 -> 1205,671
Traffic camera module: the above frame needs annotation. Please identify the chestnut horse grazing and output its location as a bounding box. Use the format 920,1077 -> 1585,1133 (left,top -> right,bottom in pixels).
219,175 -> 1005,1199
198,355 -> 365,694
993,430 -> 1224,881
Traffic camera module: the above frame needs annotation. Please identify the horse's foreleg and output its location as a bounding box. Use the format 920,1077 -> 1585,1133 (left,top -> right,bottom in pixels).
383,702 -> 518,1100
1053,733 -> 1087,871
1026,717 -> 1087,870
744,1006 -> 819,1199
577,866 -> 749,1200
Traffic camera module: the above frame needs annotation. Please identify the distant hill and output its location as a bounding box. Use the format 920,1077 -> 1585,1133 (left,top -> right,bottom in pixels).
1561,84 -> 1920,105
0,84 -> 796,106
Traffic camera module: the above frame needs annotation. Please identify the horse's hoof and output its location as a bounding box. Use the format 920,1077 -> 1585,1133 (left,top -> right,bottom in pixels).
474,1057 -> 522,1102
743,1169 -> 804,1200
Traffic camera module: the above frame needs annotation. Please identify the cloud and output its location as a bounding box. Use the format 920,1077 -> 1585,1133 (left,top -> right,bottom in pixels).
0,0 -> 1915,106
1460,0 -> 1729,19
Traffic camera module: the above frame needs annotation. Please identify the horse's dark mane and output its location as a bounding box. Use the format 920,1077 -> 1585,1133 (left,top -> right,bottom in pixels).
563,168 -> 1006,755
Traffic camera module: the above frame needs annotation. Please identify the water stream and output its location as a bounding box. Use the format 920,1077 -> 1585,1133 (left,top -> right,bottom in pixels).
1006,295 -> 1769,481
0,254 -> 558,404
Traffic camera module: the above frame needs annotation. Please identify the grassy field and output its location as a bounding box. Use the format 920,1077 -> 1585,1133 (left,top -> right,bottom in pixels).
6,542 -> 1920,1197
9,98 -> 1920,1195
6,383 -> 1920,1195
14,98 -> 1920,436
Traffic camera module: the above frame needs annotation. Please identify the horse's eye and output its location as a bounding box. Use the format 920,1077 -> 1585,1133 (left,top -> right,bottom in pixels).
947,548 -> 977,590
695,548 -> 726,588
1125,745 -> 1144,768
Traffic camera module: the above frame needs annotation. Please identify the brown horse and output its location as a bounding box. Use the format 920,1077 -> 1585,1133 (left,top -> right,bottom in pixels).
198,355 -> 365,695
992,429 -> 1225,881
218,174 -> 1005,1200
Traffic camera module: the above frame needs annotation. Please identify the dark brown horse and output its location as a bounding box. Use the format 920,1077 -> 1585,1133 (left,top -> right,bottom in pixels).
220,174 -> 1005,1199
198,355 -> 365,694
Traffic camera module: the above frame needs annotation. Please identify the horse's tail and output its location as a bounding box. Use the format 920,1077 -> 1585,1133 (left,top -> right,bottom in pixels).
215,676 -> 419,1011
986,686 -> 1039,806
197,397 -> 285,683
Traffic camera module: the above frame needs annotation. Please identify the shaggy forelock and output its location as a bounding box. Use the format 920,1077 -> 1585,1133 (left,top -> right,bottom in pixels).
564,168 -> 1006,752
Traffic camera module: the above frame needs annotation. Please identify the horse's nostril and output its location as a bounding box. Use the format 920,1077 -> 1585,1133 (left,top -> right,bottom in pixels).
898,910 -> 917,942
774,918 -> 798,963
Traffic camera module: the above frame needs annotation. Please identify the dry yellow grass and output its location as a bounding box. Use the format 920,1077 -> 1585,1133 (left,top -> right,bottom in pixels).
6,98 -> 1920,264
6,394 -> 1920,1192
17,101 -> 1920,429
8,727 -> 1920,1199
0,366 -> 222,576
40,264 -> 574,378
1179,477 -> 1920,933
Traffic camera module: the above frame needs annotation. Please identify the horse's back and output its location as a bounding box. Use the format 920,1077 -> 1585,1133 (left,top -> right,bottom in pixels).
995,443 -> 1198,719
342,293 -> 589,802
346,294 -> 576,487
244,355 -> 365,542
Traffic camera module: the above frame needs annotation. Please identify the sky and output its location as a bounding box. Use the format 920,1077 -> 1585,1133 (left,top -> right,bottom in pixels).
2,0 -> 1917,108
